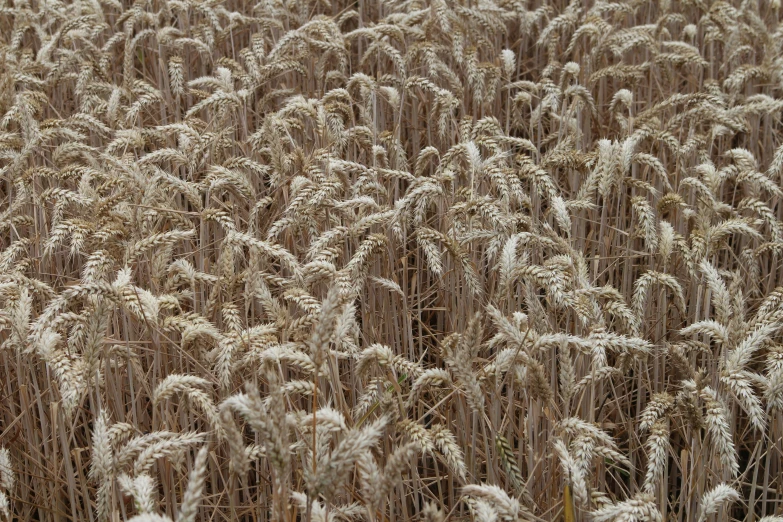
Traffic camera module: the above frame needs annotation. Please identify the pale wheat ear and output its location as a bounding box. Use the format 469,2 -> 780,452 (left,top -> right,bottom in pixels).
177,446 -> 210,522
697,485 -> 740,522
641,418 -> 670,494
0,448 -> 12,522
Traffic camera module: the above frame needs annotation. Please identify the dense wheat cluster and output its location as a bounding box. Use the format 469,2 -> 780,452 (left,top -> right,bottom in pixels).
3,0 -> 783,520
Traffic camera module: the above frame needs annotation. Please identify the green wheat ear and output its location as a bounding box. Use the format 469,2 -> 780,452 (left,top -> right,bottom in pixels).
495,434 -> 523,493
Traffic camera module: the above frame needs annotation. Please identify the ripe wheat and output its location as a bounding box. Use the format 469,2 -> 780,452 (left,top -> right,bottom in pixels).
1,0 -> 783,521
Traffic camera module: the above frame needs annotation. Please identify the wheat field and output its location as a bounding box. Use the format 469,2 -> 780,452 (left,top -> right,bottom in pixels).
1,0 -> 783,520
